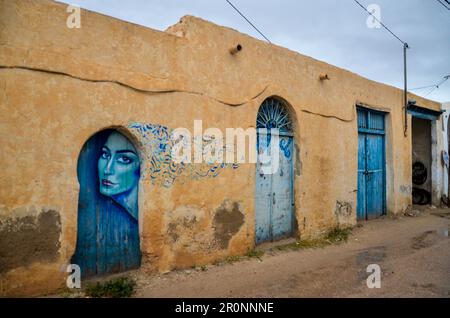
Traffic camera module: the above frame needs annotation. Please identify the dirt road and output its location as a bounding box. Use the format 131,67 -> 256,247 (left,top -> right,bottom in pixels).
133,207 -> 450,297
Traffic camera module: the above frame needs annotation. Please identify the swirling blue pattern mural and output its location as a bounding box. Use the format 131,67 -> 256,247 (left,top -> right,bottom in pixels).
128,123 -> 239,188
280,137 -> 293,160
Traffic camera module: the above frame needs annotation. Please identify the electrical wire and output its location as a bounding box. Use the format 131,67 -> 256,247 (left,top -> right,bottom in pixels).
410,76 -> 448,90
353,0 -> 407,45
409,84 -> 439,91
410,75 -> 449,90
408,75 -> 450,97
436,0 -> 450,11
410,75 -> 450,98
423,75 -> 450,97
225,0 -> 271,43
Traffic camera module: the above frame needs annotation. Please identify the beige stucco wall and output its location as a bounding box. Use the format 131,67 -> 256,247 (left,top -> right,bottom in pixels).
0,0 -> 442,296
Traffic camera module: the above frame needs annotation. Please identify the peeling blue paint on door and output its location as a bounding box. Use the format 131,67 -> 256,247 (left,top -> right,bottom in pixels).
271,135 -> 294,239
255,132 -> 273,244
357,108 -> 386,220
255,98 -> 294,244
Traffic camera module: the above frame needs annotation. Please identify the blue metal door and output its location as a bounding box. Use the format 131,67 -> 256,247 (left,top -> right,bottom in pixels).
357,108 -> 386,220
255,98 -> 294,244
72,130 -> 141,277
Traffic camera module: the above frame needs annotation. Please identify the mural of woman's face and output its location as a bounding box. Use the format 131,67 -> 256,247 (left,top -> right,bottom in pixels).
98,132 -> 140,198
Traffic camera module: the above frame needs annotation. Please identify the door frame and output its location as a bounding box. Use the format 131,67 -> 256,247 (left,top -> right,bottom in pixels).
254,97 -> 297,244
356,106 -> 387,220
255,129 -> 295,243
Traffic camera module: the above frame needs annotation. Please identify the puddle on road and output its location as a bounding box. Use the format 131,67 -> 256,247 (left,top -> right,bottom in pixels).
437,227 -> 449,237
355,246 -> 387,281
356,246 -> 387,264
412,228 -> 449,250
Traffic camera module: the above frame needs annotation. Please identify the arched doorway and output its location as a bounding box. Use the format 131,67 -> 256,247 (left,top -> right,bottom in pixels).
72,129 -> 141,277
255,98 -> 295,244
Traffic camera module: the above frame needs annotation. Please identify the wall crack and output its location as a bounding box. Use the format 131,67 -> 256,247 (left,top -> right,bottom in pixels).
1,65 -> 354,121
0,65 -> 267,107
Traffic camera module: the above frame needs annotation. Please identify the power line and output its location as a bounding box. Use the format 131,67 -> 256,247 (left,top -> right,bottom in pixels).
225,0 -> 271,44
445,0 -> 450,6
423,75 -> 450,97
436,0 -> 450,11
410,75 -> 450,97
353,0 -> 411,135
410,75 -> 450,90
353,0 -> 407,45
410,84 -> 439,91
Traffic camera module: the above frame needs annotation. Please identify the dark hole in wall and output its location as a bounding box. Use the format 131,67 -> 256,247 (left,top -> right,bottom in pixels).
0,209 -> 61,273
213,201 -> 244,249
411,117 -> 432,205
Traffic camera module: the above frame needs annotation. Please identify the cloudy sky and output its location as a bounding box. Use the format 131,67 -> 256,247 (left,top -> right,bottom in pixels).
59,0 -> 450,103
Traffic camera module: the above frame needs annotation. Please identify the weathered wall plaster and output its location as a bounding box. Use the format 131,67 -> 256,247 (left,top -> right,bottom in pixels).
0,0 -> 442,296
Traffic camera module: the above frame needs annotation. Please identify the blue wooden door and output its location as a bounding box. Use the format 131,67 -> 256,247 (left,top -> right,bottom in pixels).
272,136 -> 294,238
357,108 -> 386,220
255,132 -> 273,244
357,133 -> 367,221
72,130 -> 141,277
255,98 -> 294,244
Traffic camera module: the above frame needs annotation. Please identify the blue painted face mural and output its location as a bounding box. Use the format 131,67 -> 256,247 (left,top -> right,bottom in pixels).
72,129 -> 141,278
98,132 -> 140,217
73,123 -> 242,277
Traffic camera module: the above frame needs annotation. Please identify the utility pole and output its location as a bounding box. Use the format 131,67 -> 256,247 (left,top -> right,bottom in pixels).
404,42 -> 409,137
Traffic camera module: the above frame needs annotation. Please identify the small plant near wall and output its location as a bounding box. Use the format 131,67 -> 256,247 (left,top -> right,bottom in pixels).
276,226 -> 354,251
245,249 -> 264,260
324,227 -> 353,243
85,276 -> 136,298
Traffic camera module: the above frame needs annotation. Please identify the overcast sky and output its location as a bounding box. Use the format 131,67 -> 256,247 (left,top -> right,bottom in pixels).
59,0 -> 450,103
